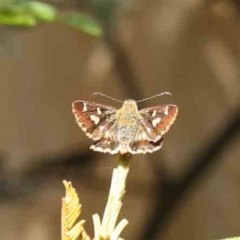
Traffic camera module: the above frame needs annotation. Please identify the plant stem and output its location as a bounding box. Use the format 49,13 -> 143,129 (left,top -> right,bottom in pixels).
93,153 -> 131,239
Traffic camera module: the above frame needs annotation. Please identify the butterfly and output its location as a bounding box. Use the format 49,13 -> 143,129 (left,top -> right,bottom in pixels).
72,93 -> 178,155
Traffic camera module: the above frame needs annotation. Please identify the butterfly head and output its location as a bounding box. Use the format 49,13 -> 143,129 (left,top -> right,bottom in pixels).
122,99 -> 137,105
120,99 -> 138,113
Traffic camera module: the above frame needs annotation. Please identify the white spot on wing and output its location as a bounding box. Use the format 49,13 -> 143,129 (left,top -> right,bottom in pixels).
97,107 -> 102,115
99,126 -> 105,131
164,106 -> 169,115
142,132 -> 147,139
152,117 -> 161,127
83,103 -> 87,112
147,127 -> 152,133
90,115 -> 100,124
105,131 -> 110,138
152,110 -> 157,117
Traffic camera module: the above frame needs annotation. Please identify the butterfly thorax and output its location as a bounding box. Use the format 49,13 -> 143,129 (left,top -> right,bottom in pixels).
115,100 -> 139,147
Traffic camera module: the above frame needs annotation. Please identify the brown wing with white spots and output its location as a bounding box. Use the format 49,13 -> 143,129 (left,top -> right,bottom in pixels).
90,124 -> 119,154
139,105 -> 178,142
72,100 -> 116,141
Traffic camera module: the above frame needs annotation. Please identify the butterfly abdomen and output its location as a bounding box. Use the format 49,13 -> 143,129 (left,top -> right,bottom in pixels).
117,125 -> 138,145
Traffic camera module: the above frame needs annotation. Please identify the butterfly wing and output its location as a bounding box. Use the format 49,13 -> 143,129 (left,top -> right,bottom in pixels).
139,104 -> 178,142
72,100 -> 117,141
90,124 -> 120,154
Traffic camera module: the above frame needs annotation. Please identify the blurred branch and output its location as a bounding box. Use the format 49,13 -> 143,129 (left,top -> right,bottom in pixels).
88,0 -> 144,100
231,0 -> 240,12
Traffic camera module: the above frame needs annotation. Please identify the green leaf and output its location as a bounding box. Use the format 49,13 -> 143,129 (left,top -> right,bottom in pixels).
0,1 -> 56,26
24,2 -> 56,22
0,13 -> 36,26
59,13 -> 103,37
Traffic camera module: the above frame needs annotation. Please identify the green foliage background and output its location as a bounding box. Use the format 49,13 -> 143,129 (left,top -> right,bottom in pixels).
0,0 -> 102,36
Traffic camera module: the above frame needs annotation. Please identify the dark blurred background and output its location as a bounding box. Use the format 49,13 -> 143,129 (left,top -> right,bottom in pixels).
0,0 -> 240,239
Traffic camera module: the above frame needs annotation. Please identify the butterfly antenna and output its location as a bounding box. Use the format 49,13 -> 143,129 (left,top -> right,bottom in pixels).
92,92 -> 124,103
136,92 -> 172,103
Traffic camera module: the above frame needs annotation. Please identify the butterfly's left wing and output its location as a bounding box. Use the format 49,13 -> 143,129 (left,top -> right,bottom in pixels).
139,104 -> 178,142
72,100 -> 117,141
